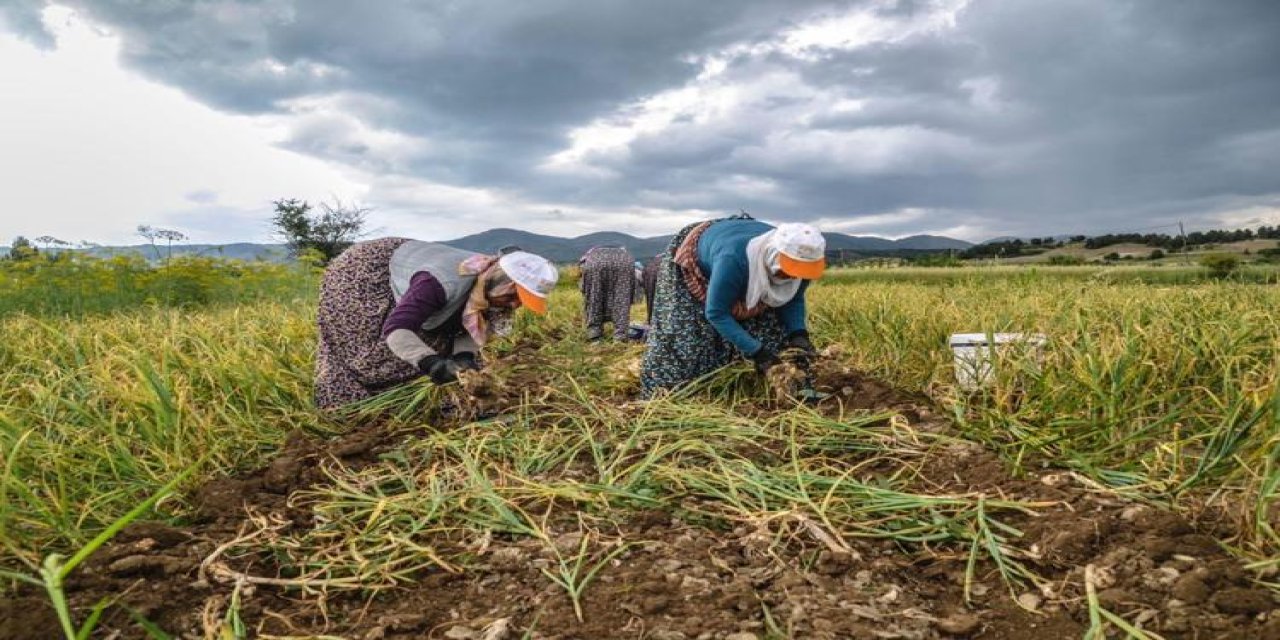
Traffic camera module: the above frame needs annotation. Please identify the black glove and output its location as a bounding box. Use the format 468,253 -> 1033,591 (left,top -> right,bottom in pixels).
784,330 -> 816,355
418,355 -> 460,384
750,348 -> 781,374
452,351 -> 482,371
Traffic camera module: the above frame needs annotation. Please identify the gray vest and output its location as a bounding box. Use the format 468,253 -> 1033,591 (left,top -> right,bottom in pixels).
389,241 -> 481,331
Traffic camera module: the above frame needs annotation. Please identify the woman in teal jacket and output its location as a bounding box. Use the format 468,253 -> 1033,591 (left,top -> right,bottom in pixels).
640,214 -> 826,396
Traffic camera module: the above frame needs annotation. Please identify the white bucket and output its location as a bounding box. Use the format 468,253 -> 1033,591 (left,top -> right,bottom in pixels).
949,333 -> 1047,390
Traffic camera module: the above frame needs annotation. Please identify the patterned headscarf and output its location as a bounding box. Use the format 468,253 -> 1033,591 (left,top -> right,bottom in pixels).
673,221 -> 768,321
459,254 -> 517,347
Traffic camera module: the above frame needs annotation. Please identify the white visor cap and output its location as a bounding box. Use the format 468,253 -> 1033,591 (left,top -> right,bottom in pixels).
771,223 -> 826,261
497,251 -> 559,313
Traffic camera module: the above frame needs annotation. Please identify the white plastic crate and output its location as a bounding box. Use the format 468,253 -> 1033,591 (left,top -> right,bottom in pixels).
948,333 -> 1047,390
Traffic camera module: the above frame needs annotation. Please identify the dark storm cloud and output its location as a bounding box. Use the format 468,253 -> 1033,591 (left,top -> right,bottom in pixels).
552,0 -> 1280,236
5,0 -> 1279,239
950,1 -> 1280,221
39,0 -> 843,187
0,0 -> 54,48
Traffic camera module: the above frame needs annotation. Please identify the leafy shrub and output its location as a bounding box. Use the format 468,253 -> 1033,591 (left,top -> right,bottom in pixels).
1047,255 -> 1085,266
1199,253 -> 1240,279
912,254 -> 963,267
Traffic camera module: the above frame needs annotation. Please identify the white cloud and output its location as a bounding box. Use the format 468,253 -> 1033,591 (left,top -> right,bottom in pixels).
538,4 -> 981,187
0,6 -> 361,245
813,208 -> 930,233
1209,201 -> 1280,231
274,95 -> 432,174
776,0 -> 967,58
360,174 -> 712,240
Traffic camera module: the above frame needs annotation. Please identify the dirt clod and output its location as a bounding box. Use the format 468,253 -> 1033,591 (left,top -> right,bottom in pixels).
444,625 -> 478,639
1171,571 -> 1212,604
1016,592 -> 1042,611
935,612 -> 981,636
105,554 -> 191,577
1210,587 -> 1276,615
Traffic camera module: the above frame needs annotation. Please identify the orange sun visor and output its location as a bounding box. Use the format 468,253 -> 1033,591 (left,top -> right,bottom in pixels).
778,253 -> 826,280
515,284 -> 548,314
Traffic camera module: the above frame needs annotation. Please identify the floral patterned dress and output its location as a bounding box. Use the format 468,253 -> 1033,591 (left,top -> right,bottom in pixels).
640,216 -> 787,397
314,237 -> 458,409
581,246 -> 636,340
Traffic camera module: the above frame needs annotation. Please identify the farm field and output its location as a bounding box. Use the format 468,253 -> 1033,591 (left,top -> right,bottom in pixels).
2,260 -> 1278,639
1000,239 -> 1280,265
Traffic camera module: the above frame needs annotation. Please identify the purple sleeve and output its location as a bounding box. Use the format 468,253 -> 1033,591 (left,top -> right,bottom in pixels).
381,271 -> 449,338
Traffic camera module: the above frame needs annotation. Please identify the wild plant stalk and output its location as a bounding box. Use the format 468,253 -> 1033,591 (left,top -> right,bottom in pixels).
964,498 -> 1041,603
1083,564 -> 1167,640
538,530 -> 632,622
0,465 -> 197,640
219,580 -> 248,640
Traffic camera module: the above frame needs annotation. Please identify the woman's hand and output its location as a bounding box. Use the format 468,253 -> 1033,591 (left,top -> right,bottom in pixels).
418,355 -> 461,384
452,352 -> 482,371
784,330 -> 816,356
750,348 -> 781,374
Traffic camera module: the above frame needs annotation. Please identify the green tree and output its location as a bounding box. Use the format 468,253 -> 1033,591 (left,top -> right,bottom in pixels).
1149,249 -> 1165,260
8,236 -> 37,261
272,198 -> 368,265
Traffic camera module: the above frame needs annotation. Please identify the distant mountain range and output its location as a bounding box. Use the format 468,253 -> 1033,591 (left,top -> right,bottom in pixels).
2,229 -> 972,263
442,228 -> 971,262
441,229 -> 673,263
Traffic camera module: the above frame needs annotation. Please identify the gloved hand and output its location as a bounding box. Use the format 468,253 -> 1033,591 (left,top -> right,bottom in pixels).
452,351 -> 482,371
418,354 -> 460,384
750,348 -> 781,374
784,330 -> 817,356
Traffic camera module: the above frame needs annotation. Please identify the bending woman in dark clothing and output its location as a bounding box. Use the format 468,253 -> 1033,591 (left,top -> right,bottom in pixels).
315,238 -> 558,409
640,216 -> 826,397
579,245 -> 636,341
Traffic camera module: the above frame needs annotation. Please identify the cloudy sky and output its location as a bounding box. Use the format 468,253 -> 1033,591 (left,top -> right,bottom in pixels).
2,0 -> 1278,245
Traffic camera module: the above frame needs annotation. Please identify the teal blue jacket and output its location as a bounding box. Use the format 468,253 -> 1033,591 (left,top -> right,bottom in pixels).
696,219 -> 808,356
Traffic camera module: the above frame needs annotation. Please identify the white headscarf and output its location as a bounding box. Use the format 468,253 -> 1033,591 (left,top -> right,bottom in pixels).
745,230 -> 802,309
